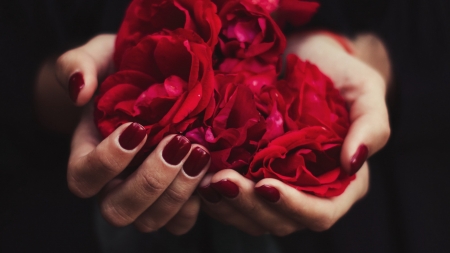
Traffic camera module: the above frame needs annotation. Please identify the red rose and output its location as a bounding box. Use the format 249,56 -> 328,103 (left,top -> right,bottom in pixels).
248,0 -> 280,12
186,74 -> 267,172
215,0 -> 286,69
95,29 -> 215,159
281,54 -> 349,138
247,127 -> 354,197
114,0 -> 221,68
277,0 -> 320,27
245,55 -> 353,197
255,85 -> 288,143
219,57 -> 278,94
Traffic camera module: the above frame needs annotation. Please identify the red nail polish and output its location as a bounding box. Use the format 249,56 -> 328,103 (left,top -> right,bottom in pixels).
197,185 -> 221,203
350,144 -> 369,175
255,185 -> 280,203
69,72 -> 85,103
162,135 -> 191,165
183,147 -> 210,177
118,123 -> 146,150
211,180 -> 239,199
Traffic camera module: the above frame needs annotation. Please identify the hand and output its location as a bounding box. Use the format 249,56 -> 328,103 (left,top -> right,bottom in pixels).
197,166 -> 368,236
68,108 -> 211,234
55,34 -> 211,234
197,32 -> 389,236
284,32 -> 391,175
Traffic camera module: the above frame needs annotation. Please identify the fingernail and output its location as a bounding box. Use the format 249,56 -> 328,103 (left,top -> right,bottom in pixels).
162,135 -> 191,165
183,147 -> 210,177
211,180 -> 239,199
69,72 -> 85,103
255,185 -> 280,203
118,123 -> 147,150
349,144 -> 369,175
197,185 -> 221,203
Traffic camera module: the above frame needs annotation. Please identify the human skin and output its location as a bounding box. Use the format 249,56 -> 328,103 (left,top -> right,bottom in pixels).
34,31 -> 390,235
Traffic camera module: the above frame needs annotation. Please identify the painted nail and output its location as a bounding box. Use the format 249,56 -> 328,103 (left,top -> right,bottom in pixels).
255,185 -> 280,203
162,135 -> 191,165
211,180 -> 239,199
183,147 -> 210,177
118,123 -> 147,150
197,185 -> 221,203
68,72 -> 85,103
349,144 -> 369,175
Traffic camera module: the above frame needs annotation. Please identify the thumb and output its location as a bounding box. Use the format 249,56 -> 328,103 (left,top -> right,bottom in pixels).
56,34 -> 116,106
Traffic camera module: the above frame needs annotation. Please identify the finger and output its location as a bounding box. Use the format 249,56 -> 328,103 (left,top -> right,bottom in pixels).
67,112 -> 147,198
164,195 -> 201,235
197,174 -> 267,236
254,164 -> 369,232
56,34 -> 116,105
134,145 -> 210,232
99,135 -> 192,227
209,170 -> 301,236
340,71 -> 390,175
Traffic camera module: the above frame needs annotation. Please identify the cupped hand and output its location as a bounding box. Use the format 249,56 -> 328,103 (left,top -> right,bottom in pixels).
68,108 -> 211,234
197,32 -> 389,236
284,32 -> 391,175
197,166 -> 368,236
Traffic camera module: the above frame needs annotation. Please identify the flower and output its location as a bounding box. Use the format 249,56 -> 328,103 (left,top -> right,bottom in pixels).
247,127 -> 354,197
95,29 -> 215,159
218,57 -> 278,94
96,0 -> 353,197
277,0 -> 320,27
215,0 -> 286,69
114,0 -> 222,68
249,0 -> 280,13
245,55 -> 353,197
186,74 -> 267,172
281,54 -> 349,138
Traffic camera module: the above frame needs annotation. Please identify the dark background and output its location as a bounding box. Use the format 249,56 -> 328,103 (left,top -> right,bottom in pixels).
1,0 -> 450,252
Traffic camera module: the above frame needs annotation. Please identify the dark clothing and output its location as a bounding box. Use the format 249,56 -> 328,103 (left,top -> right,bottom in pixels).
1,0 -> 450,252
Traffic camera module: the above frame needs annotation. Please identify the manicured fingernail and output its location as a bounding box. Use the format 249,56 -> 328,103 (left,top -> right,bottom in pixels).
68,72 -> 85,103
183,147 -> 210,177
349,144 -> 369,175
211,180 -> 239,199
197,185 -> 221,203
118,123 -> 147,150
255,185 -> 280,203
162,135 -> 191,165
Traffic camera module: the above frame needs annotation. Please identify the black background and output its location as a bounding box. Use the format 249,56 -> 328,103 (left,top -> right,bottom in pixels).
1,0 -> 450,252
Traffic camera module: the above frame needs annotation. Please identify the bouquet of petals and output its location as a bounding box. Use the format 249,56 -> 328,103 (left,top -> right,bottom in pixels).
95,0 -> 355,197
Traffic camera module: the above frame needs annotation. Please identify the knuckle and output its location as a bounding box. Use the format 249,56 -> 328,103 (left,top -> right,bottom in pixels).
140,173 -> 166,195
55,51 -> 71,68
100,202 -> 134,227
175,207 -> 199,222
381,123 -> 391,142
310,214 -> 335,232
166,226 -> 190,236
165,219 -> 195,236
134,220 -> 160,233
88,151 -> 121,177
164,187 -> 190,205
270,225 -> 295,237
67,171 -> 92,198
